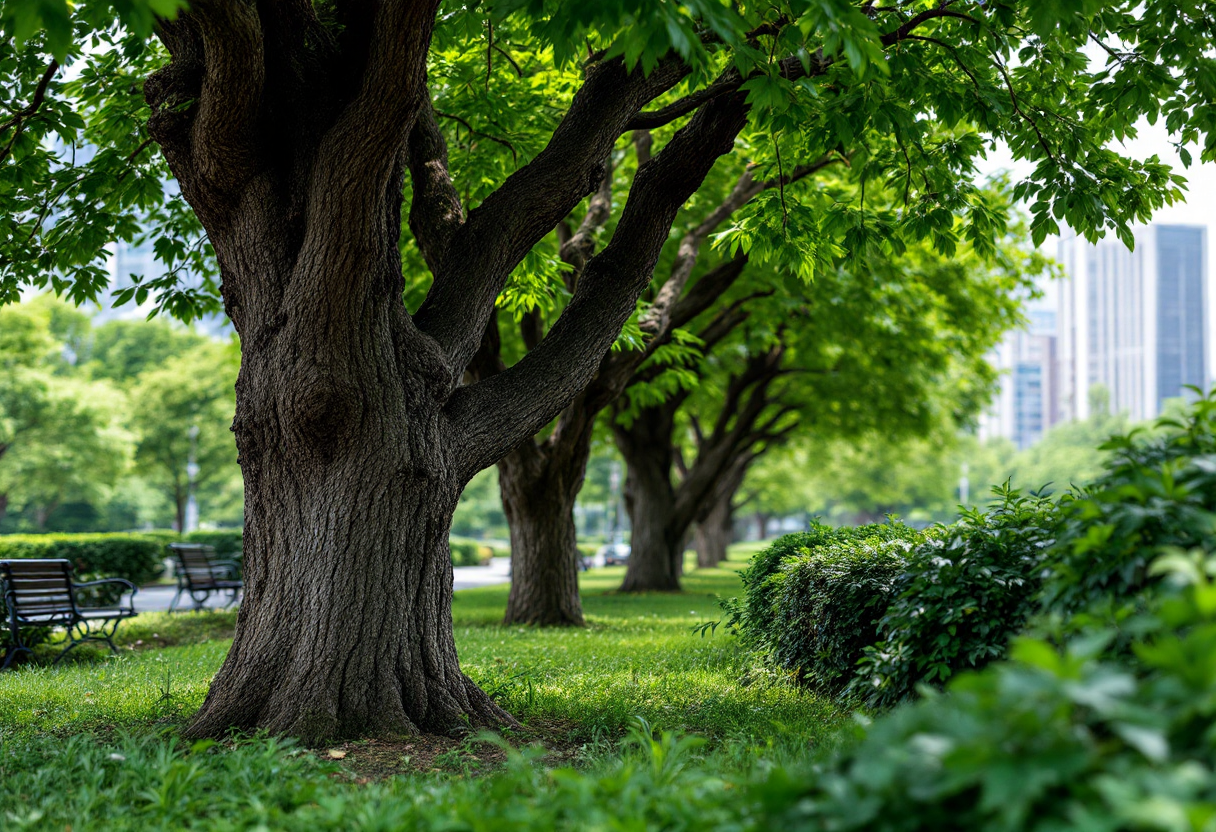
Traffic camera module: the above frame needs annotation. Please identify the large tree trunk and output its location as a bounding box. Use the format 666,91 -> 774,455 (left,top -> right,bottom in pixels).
184,267 -> 511,745
143,0 -> 750,742
695,491 -> 733,568
498,438 -> 586,627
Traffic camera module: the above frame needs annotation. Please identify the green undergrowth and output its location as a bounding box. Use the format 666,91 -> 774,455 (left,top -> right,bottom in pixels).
0,557 -> 840,768
0,723 -> 806,832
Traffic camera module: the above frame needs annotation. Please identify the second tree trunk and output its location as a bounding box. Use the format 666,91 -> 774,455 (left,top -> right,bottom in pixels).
498,444 -> 586,627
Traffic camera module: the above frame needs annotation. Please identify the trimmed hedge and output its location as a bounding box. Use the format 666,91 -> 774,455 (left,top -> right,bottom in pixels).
731,495 -> 1058,703
732,390 -> 1216,710
726,522 -> 922,658
775,551 -> 1216,832
770,531 -> 924,694
851,486 -> 1058,708
0,533 -> 164,587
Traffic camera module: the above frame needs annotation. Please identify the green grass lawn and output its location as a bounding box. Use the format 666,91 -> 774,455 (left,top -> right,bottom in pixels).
0,554 -> 841,830
0,556 -> 838,760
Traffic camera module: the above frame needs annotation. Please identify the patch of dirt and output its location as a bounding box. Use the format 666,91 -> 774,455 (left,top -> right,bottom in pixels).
318,720 -> 587,782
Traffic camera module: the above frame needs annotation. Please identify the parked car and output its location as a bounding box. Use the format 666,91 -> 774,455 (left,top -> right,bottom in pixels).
596,543 -> 631,567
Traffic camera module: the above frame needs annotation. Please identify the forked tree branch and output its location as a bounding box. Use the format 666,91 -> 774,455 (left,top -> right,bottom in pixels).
187,1 -> 266,203
311,0 -> 442,198
445,84 -> 751,480
146,3 -> 264,224
671,345 -> 786,528
414,57 -> 688,379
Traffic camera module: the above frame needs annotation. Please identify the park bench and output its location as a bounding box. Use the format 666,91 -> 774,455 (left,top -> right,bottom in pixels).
0,559 -> 137,669
167,543 -> 242,612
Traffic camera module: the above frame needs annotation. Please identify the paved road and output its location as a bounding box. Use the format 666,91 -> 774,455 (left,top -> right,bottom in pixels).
131,557 -> 513,613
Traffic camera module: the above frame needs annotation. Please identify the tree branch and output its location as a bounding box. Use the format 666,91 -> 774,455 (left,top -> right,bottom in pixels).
434,109 -> 518,163
0,60 -> 58,166
559,156 -> 614,283
180,1 -> 266,206
625,69 -> 742,131
643,153 -> 834,339
406,96 -> 465,274
667,256 -> 752,332
311,0 -> 442,196
414,57 -> 688,380
444,83 -> 751,480
671,345 -> 785,528
632,129 -> 653,166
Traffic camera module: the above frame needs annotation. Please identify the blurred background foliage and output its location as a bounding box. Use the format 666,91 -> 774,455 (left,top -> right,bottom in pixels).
0,295 -> 240,533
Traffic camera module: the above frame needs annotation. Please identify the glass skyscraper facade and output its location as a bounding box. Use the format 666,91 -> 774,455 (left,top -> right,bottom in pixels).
1057,224 -> 1210,423
1155,225 -> 1207,410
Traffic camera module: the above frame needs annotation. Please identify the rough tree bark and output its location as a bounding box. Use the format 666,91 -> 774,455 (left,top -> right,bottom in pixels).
616,344 -> 794,592
141,1 -> 756,741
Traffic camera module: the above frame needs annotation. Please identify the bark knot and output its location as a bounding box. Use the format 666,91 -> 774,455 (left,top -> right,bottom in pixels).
284,371 -> 364,459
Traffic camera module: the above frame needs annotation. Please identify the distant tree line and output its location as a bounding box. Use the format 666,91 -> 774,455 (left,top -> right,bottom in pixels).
0,296 -> 239,533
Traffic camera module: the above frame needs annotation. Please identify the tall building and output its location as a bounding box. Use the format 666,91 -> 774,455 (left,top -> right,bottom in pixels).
980,308 -> 1057,449
1056,224 -> 1209,422
96,239 -> 231,336
96,240 -> 159,324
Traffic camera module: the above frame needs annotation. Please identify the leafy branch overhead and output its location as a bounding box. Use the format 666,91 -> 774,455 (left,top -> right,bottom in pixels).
1,0 -> 1212,327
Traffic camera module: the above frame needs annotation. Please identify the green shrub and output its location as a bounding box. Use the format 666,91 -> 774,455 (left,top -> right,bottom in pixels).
0,533 -> 164,587
183,529 -> 243,558
771,548 -> 1216,832
726,522 -> 920,658
449,537 -> 482,567
1043,391 -> 1216,616
133,529 -> 182,545
851,486 -> 1058,708
768,531 -> 924,695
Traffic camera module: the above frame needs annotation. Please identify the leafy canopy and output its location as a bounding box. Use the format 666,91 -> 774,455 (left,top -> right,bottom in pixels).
1,0 -> 1212,324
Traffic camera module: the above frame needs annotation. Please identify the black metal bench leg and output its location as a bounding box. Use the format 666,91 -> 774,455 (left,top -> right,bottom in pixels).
52,635 -> 84,666
2,616 -> 32,670
1,644 -> 32,670
169,586 -> 184,613
99,620 -> 121,655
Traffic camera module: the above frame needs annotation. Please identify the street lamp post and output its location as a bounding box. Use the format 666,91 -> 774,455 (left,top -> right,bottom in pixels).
185,424 -> 200,533
607,461 -> 622,546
